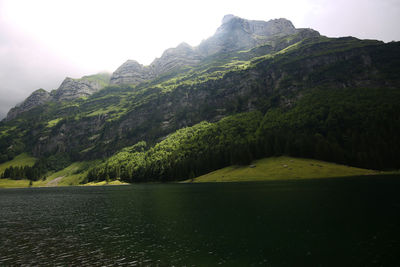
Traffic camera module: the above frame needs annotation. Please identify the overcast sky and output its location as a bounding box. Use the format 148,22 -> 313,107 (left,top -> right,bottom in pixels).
0,0 -> 399,119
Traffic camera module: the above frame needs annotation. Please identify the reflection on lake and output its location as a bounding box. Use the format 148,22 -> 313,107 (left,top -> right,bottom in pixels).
1,176 -> 400,265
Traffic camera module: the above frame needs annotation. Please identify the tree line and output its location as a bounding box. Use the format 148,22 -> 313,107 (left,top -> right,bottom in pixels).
87,87 -> 400,183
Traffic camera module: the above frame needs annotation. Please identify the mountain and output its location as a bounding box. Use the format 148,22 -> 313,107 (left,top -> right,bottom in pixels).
109,15 -> 318,85
5,89 -> 51,121
198,15 -> 297,55
110,43 -> 202,85
0,15 -> 399,184
4,73 -> 110,121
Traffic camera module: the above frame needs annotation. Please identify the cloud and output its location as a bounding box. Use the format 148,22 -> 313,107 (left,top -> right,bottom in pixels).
303,0 -> 400,42
0,19 -> 85,119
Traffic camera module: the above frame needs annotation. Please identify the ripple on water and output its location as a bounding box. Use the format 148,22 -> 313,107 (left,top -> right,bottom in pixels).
1,178 -> 400,265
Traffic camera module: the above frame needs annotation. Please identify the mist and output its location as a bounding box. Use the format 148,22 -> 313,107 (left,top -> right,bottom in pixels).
0,23 -> 86,119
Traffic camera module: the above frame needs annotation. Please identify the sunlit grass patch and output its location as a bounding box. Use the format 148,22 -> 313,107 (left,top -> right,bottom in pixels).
0,153 -> 37,174
0,179 -> 31,188
189,156 -> 381,183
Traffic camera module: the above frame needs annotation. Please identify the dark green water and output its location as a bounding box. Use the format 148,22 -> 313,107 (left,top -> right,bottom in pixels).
1,176 -> 400,266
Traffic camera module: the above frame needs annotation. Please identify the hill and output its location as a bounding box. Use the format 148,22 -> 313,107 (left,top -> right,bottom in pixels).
188,156 -> 380,183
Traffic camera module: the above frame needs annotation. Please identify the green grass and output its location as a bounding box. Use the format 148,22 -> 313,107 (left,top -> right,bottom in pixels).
188,156 -> 381,183
82,180 -> 129,186
0,162 -> 126,188
0,153 -> 37,174
0,179 -> 31,188
0,160 -> 126,188
46,118 -> 62,128
34,161 -> 94,187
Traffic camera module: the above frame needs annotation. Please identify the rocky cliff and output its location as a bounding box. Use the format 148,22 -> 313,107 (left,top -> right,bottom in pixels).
110,43 -> 202,85
5,89 -> 51,121
110,15 -> 312,85
4,73 -> 110,121
52,76 -> 105,101
109,60 -> 152,85
198,15 -> 297,56
1,14 -> 399,176
4,15 -> 318,121
151,42 -> 202,75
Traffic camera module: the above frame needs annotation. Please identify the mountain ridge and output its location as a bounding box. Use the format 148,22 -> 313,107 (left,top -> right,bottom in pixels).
4,73 -> 111,121
0,15 -> 399,184
109,16 -> 318,85
5,15 -> 318,121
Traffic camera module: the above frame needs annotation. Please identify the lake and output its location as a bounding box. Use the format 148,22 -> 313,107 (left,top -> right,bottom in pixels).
1,176 -> 400,266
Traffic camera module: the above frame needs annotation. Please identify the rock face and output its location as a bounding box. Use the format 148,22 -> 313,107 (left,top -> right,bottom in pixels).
110,15 -> 317,86
151,42 -> 202,75
109,60 -> 152,85
5,89 -> 51,121
52,77 -> 104,101
4,74 -> 109,121
198,15 -> 297,56
5,15 -> 318,121
110,43 -> 202,85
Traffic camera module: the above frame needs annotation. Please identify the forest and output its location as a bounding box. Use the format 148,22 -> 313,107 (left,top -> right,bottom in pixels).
0,37 -> 399,183
86,87 -> 400,183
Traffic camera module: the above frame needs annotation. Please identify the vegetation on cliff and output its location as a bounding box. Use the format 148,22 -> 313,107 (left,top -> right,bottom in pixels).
0,20 -> 399,184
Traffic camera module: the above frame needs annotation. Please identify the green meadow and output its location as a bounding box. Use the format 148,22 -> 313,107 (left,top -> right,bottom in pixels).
189,156 -> 382,183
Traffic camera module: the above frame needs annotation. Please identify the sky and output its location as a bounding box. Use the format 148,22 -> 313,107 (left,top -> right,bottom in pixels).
0,0 -> 399,119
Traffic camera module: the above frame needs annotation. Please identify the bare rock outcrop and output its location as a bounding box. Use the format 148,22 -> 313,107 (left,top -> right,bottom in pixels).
110,43 -> 202,85
52,77 -> 105,101
4,74 -> 109,121
5,89 -> 51,121
197,15 -> 298,56
110,15 -> 318,86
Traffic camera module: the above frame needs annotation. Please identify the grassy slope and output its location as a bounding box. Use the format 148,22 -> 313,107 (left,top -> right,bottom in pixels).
0,153 -> 37,174
189,156 -> 381,183
0,156 -> 392,188
33,162 -> 90,187
0,161 -> 127,188
0,153 -> 37,188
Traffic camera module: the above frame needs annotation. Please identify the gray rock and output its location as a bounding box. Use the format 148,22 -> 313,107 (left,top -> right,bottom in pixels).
110,43 -> 202,85
4,73 -> 109,121
110,15 -> 318,86
197,16 -> 297,56
5,89 -> 50,121
109,60 -> 153,85
52,76 -> 105,101
151,42 -> 202,75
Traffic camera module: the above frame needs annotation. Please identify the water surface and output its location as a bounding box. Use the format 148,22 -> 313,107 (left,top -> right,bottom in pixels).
1,176 -> 400,265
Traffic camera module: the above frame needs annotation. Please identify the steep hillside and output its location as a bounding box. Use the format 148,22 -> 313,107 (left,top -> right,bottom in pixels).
0,15 -> 399,183
4,73 -> 110,121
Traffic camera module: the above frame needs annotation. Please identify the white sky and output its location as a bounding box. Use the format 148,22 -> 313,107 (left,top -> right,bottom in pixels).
0,0 -> 399,119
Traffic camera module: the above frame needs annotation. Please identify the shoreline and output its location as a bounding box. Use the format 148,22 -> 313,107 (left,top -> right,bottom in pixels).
1,173 -> 399,189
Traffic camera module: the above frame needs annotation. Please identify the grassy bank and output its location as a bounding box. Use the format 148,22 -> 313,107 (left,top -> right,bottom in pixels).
0,160 -> 129,188
0,179 -> 31,188
0,156 -> 392,188
188,156 -> 382,183
33,162 -> 92,187
82,180 -> 129,186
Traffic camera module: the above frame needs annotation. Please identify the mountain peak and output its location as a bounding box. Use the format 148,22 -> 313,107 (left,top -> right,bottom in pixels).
176,42 -> 192,49
5,88 -> 50,121
198,15 -> 298,56
52,76 -> 105,101
222,14 -> 236,24
110,15 -> 317,85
